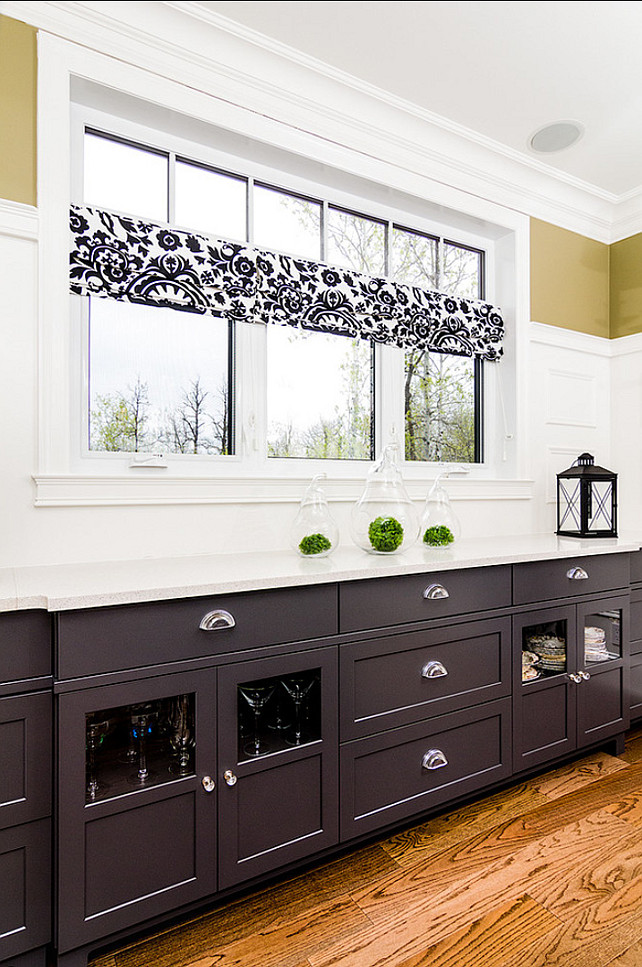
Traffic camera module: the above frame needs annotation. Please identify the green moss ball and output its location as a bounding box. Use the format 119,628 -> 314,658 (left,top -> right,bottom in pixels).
299,533 -> 332,555
368,516 -> 404,552
423,524 -> 455,546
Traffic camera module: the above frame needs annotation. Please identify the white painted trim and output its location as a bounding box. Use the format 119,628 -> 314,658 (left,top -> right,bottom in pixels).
2,0 -> 621,242
609,331 -> 642,358
529,321 -> 612,357
0,199 -> 38,241
33,473 -> 534,508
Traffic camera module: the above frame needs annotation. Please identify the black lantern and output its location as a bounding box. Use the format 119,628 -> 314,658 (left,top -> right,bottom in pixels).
556,453 -> 618,538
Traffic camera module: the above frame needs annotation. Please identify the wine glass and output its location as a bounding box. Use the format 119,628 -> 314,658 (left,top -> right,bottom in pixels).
86,718 -> 110,800
282,673 -> 316,746
128,703 -> 157,785
238,682 -> 275,757
169,694 -> 194,775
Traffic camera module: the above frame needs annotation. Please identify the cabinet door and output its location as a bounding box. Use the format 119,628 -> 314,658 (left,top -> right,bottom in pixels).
217,648 -> 338,889
57,668 -> 217,953
0,818 -> 50,963
513,607 -> 577,772
576,596 -> 629,747
0,690 -> 51,830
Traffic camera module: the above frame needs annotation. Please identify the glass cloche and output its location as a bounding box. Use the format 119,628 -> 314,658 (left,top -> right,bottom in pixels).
420,474 -> 461,547
290,474 -> 339,558
350,444 -> 419,554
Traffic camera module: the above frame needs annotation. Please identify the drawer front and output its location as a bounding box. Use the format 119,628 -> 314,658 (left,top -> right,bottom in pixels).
630,653 -> 642,718
631,588 -> 642,654
340,698 -> 511,839
56,584 -> 338,678
339,566 -> 511,633
631,550 -> 642,585
0,818 -> 51,962
0,691 -> 51,830
0,611 -> 51,685
513,554 -> 629,606
340,617 -> 511,739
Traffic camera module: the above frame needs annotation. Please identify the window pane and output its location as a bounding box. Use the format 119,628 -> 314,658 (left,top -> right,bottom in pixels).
327,208 -> 385,275
442,242 -> 483,298
175,161 -> 247,240
405,351 -> 476,463
84,132 -> 168,222
391,227 -> 438,287
88,299 -> 232,455
267,327 -> 372,459
254,186 -> 321,259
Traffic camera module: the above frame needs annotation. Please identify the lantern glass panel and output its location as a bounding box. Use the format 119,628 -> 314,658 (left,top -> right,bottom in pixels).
586,480 -> 614,533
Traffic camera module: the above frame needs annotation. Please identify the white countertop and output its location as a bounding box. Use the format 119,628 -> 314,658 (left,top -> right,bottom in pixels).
1,533 -> 640,612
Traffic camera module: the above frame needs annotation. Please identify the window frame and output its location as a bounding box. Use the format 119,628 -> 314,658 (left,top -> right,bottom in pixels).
70,106 -> 492,476
36,32 -> 528,507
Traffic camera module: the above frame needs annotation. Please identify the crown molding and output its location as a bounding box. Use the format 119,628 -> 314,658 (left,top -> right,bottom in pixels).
2,0 -> 623,243
0,198 -> 39,241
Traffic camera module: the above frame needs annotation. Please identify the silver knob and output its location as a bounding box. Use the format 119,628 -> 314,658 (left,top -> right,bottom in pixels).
224,769 -> 237,786
579,670 -> 591,681
422,749 -> 448,770
567,673 -> 582,684
567,566 -> 589,581
423,584 -> 450,600
201,775 -> 216,793
199,609 -> 236,631
422,660 -> 448,679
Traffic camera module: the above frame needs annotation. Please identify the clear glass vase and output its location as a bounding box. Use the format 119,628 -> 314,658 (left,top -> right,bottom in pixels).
350,444 -> 419,554
290,474 -> 339,558
420,476 -> 461,548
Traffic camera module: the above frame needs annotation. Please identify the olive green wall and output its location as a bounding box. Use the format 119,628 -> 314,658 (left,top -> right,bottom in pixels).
610,233 -> 642,339
530,218 -> 610,338
0,15 -> 37,206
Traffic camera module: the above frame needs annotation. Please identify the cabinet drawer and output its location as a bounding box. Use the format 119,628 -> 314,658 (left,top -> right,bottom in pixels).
339,566 -> 511,633
630,653 -> 642,718
0,611 -> 51,685
0,691 -> 51,830
56,584 -> 338,678
340,617 -> 511,739
513,554 -> 629,606
631,550 -> 642,584
340,698 -> 511,839
0,818 -> 51,963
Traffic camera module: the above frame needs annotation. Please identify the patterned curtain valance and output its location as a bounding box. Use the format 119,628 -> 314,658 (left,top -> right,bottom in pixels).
70,204 -> 504,360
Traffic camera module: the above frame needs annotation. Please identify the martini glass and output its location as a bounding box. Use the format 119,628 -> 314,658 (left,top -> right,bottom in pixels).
282,673 -> 316,746
238,682 -> 275,757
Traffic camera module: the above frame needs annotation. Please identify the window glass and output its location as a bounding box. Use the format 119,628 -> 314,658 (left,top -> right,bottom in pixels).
327,208 -> 386,275
442,242 -> 483,299
88,299 -> 231,455
175,160 -> 247,240
391,226 -> 438,288
254,186 -> 321,259
267,327 -> 373,459
84,131 -> 168,222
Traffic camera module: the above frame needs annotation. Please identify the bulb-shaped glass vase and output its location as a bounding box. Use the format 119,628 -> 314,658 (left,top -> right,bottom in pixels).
291,475 -> 339,558
420,477 -> 461,548
351,444 -> 419,554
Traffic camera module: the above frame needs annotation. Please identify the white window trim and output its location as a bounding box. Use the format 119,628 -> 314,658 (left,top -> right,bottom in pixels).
36,31 -> 531,507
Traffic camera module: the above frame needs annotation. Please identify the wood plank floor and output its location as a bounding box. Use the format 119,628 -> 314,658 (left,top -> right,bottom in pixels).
92,727 -> 642,967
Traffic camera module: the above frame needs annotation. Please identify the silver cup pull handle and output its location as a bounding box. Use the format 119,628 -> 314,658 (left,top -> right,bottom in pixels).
567,566 -> 589,581
422,660 -> 448,679
199,609 -> 236,631
422,749 -> 448,770
423,584 -> 449,600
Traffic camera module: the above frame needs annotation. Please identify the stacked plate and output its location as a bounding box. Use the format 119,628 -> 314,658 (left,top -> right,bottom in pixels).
522,649 -> 540,682
526,634 -> 566,672
585,625 -> 609,662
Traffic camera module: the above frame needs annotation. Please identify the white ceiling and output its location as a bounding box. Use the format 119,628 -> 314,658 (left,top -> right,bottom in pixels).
194,0 -> 642,200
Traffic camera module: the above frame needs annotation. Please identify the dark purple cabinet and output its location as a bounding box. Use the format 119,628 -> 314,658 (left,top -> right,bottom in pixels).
57,668 -> 218,953
217,647 -> 338,889
513,594 -> 629,772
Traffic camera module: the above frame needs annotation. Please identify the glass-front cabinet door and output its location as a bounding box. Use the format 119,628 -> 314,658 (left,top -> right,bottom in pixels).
576,596 -> 629,747
217,647 -> 338,889
513,595 -> 629,772
57,668 -> 217,954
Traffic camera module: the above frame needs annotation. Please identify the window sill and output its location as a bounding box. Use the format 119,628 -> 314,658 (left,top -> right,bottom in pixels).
33,473 -> 534,507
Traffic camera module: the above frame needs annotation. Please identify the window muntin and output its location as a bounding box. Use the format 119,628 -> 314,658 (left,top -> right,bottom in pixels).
79,126 -> 487,468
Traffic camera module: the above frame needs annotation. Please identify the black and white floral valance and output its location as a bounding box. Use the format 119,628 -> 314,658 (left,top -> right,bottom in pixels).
70,204 -> 504,360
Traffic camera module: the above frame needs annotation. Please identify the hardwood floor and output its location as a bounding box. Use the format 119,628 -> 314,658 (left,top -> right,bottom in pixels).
92,727 -> 642,967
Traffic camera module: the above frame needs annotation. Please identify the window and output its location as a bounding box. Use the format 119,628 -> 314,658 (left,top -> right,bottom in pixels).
74,117 -> 489,474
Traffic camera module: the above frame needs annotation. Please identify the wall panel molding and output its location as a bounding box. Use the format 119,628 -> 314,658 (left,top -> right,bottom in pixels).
0,199 -> 38,241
